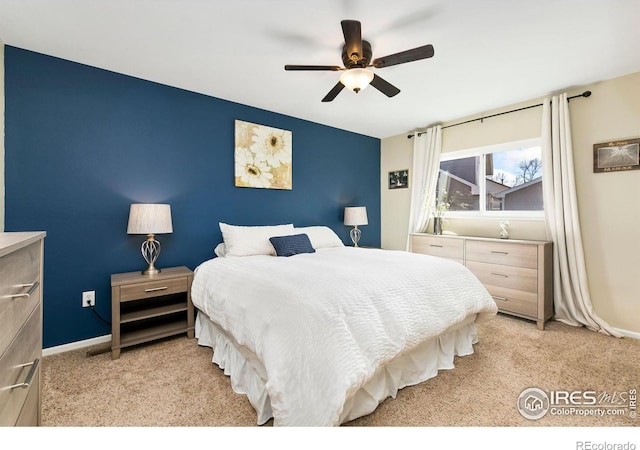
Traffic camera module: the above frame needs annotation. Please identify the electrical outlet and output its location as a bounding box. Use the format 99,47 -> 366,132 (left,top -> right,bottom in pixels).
82,290 -> 95,308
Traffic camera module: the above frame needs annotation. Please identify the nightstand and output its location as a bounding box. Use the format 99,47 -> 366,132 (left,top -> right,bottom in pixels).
110,266 -> 194,359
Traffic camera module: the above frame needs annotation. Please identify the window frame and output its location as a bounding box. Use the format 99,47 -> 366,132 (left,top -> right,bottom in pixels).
438,137 -> 545,220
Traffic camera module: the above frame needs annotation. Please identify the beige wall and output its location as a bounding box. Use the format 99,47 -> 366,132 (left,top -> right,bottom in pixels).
381,133 -> 413,250
568,72 -> 640,335
1,39 -> 4,231
381,71 -> 640,335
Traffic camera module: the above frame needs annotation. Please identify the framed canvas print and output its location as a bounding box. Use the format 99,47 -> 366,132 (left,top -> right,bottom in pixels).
235,120 -> 292,189
388,169 -> 409,189
593,138 -> 640,173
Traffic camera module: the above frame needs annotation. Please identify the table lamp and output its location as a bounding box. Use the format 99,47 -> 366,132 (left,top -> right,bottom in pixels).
344,206 -> 368,247
127,203 -> 173,275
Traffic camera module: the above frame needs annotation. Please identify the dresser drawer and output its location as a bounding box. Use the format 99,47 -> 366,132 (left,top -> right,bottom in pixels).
119,277 -> 189,302
411,235 -> 464,263
0,241 -> 41,357
466,261 -> 538,293
482,284 -> 538,318
0,305 -> 41,426
465,240 -> 537,269
14,368 -> 40,426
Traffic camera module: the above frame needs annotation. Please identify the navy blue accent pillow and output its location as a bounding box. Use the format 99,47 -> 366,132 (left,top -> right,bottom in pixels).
269,234 -> 316,257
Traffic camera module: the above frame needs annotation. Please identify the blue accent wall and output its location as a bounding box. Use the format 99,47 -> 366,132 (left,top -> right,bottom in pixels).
4,47 -> 381,348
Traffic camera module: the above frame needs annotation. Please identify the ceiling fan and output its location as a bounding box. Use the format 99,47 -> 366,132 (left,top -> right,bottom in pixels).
284,19 -> 435,102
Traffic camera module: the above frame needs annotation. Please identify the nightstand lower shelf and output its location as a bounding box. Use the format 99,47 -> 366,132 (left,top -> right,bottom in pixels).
118,318 -> 190,349
120,295 -> 188,323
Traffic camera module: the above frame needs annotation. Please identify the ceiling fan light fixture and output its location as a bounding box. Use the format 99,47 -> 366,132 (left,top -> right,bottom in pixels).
285,20 -> 434,102
339,68 -> 374,93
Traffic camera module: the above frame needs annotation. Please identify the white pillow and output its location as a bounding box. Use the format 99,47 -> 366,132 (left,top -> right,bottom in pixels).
219,222 -> 295,257
213,242 -> 227,257
294,226 -> 344,249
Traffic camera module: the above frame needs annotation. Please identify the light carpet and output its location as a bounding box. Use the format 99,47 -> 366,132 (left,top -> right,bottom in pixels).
40,314 -> 639,427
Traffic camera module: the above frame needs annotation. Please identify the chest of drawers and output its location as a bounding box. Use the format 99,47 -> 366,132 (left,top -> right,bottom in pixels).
0,232 -> 46,426
410,233 -> 553,330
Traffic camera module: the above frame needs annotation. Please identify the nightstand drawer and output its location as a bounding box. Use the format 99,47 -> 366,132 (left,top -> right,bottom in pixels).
465,240 -> 537,269
411,235 -> 464,263
119,277 -> 189,302
466,261 -> 537,293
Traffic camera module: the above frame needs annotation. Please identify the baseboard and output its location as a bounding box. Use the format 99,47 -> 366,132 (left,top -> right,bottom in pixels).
613,327 -> 640,340
43,334 -> 111,356
39,325 -> 638,357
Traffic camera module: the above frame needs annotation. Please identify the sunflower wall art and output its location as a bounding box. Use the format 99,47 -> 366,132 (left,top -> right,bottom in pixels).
234,120 -> 292,189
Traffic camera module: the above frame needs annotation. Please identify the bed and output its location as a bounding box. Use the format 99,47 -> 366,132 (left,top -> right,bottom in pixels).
191,223 -> 498,426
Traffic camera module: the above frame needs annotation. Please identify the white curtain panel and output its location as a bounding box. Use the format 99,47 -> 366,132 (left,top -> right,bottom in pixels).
406,125 -> 442,250
541,94 -> 620,337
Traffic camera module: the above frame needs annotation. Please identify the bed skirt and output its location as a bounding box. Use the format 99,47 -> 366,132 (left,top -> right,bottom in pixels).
195,310 -> 479,425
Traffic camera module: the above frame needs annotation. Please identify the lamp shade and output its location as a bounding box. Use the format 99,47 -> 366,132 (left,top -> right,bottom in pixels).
127,204 -> 173,235
344,206 -> 368,226
339,68 -> 374,93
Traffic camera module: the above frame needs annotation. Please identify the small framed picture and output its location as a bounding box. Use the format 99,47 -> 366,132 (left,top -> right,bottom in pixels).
388,170 -> 409,189
593,138 -> 640,173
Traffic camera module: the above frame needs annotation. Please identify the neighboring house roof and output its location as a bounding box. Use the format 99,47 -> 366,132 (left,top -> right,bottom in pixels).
487,178 -> 510,195
494,177 -> 542,198
439,170 -> 510,196
439,169 -> 477,193
440,159 -> 477,185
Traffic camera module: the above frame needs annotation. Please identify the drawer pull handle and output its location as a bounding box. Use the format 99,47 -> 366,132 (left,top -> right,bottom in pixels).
8,359 -> 39,390
490,251 -> 509,255
429,244 -> 443,248
7,281 -> 39,299
144,286 -> 168,293
492,296 -> 508,302
490,273 -> 509,278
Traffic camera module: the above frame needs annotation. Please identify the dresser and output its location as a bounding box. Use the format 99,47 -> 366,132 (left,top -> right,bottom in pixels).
0,232 -> 46,426
410,233 -> 553,330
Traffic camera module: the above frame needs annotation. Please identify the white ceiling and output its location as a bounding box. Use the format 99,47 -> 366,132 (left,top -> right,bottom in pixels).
1,0 -> 639,139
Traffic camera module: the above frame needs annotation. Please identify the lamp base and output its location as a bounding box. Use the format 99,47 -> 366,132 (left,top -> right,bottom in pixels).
141,266 -> 161,276
140,234 -> 162,275
350,226 -> 362,247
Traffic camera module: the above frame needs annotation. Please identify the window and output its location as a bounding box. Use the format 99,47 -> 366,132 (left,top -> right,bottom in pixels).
436,138 -> 544,217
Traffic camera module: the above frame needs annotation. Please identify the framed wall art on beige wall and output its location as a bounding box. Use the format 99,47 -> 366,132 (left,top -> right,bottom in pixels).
388,169 -> 409,189
593,137 -> 639,173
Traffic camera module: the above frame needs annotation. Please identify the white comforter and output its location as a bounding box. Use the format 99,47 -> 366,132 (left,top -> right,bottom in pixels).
191,247 -> 497,426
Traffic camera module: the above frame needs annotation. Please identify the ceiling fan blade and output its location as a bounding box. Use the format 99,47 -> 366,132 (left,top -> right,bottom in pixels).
285,65 -> 343,71
372,44 -> 434,68
370,74 -> 400,97
322,82 -> 345,102
341,20 -> 363,63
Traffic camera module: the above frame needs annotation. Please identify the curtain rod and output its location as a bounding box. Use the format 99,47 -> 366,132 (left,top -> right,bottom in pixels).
408,90 -> 592,138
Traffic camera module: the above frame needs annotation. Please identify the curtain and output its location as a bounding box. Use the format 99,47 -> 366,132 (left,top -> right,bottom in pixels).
406,125 -> 442,250
541,94 -> 620,337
